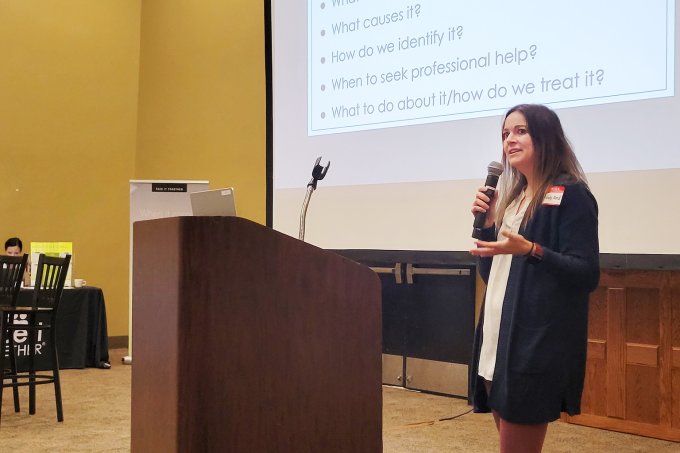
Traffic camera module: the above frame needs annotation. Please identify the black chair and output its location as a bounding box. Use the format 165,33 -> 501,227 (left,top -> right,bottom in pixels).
0,254 -> 29,414
0,253 -> 71,425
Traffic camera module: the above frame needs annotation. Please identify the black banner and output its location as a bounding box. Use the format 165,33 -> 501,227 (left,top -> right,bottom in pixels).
151,183 -> 188,193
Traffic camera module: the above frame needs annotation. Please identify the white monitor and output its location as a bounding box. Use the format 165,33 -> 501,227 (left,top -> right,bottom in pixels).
190,188 -> 237,217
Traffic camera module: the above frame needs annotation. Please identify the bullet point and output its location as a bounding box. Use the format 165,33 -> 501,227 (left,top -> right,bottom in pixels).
321,84 -> 326,91
321,112 -> 326,119
320,29 -> 326,37
321,57 -> 326,64
321,3 -> 325,9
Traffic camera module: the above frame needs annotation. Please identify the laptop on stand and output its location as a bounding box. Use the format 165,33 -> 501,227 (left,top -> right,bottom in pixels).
189,187 -> 237,216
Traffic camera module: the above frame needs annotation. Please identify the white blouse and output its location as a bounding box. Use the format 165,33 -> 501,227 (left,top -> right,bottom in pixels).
478,192 -> 532,381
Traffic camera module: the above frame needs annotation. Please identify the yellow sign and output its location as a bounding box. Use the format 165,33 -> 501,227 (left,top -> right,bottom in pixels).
29,242 -> 73,287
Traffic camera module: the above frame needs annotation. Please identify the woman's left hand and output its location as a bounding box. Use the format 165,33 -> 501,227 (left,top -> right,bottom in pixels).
470,230 -> 534,257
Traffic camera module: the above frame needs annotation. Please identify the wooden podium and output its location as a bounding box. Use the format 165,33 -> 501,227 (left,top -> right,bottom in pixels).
131,217 -> 382,452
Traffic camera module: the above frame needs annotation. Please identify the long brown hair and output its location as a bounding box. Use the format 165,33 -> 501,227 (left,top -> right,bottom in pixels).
495,104 -> 587,228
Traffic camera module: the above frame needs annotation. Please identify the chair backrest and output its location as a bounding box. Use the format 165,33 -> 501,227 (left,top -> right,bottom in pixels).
0,254 -> 28,307
31,254 -> 71,311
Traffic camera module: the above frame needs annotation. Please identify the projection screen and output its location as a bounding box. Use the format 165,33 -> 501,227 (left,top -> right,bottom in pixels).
271,0 -> 678,254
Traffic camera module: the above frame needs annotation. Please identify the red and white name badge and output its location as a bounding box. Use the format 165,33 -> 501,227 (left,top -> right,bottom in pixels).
542,186 -> 565,206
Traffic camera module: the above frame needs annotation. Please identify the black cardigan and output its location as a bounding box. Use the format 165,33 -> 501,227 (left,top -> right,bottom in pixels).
470,177 -> 600,424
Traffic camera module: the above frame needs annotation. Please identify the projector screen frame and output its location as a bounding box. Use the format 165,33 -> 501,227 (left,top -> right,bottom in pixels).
264,0 -> 680,265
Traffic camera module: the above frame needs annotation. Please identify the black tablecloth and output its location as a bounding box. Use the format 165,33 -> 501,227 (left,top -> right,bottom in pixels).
11,287 -> 110,370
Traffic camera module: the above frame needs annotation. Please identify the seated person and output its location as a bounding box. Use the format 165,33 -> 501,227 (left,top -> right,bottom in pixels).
4,237 -> 31,286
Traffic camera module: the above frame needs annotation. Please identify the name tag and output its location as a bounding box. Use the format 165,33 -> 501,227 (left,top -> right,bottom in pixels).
543,186 -> 565,206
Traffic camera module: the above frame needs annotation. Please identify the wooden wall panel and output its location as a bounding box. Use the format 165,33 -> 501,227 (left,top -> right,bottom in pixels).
626,288 -> 659,344
673,370 -> 680,429
659,274 -> 673,430
583,288 -> 607,416
671,273 -> 680,429
588,287 -> 607,339
625,366 -> 660,425
567,270 -> 680,441
624,287 -> 661,425
607,288 -> 626,419
582,356 -> 607,416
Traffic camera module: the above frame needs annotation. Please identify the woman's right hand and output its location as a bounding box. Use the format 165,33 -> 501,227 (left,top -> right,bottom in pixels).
471,186 -> 498,229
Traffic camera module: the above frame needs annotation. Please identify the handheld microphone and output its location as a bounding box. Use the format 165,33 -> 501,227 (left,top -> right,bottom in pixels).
472,161 -> 504,239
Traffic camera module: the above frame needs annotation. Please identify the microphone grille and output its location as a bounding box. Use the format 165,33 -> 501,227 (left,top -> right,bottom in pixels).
487,161 -> 504,176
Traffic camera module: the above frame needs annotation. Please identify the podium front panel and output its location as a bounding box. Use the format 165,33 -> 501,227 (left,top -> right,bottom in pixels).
132,216 -> 382,453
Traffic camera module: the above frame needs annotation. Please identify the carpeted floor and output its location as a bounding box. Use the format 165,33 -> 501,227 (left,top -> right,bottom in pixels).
382,387 -> 679,452
1,349 -> 677,452
1,349 -> 131,452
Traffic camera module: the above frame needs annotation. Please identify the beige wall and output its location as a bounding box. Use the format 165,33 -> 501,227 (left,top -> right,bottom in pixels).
136,0 -> 266,223
0,1 -> 141,337
0,0 -> 266,337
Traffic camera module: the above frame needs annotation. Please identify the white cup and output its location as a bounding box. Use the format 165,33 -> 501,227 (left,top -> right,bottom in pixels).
74,278 -> 87,288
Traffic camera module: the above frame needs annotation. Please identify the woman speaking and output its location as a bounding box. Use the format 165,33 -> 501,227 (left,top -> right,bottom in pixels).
470,104 -> 600,452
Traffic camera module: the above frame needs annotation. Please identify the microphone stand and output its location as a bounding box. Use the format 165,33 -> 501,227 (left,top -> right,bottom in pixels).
299,157 -> 330,241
